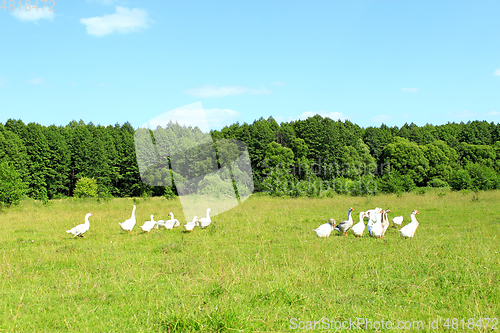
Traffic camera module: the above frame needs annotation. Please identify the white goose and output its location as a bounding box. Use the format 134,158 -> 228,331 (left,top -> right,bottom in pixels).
155,219 -> 166,229
170,212 -> 181,227
400,210 -> 420,239
184,216 -> 199,232
313,218 -> 336,238
119,205 -> 137,234
381,209 -> 391,238
366,207 -> 382,236
197,208 -> 212,228
140,214 -> 157,233
370,209 -> 384,238
162,212 -> 180,230
351,211 -> 368,238
392,215 -> 404,228
66,213 -> 93,237
334,207 -> 354,236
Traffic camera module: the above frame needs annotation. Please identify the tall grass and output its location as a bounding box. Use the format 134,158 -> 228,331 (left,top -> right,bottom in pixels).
0,189 -> 499,332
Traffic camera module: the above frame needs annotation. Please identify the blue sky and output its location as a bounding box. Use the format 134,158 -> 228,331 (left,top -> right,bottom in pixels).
1,0 -> 500,130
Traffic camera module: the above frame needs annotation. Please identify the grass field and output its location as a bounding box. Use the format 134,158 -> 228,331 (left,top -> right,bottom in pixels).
1,189 -> 499,332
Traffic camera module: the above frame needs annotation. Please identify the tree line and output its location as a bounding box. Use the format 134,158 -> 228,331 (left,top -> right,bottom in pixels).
212,116 -> 500,196
1,117 -> 500,207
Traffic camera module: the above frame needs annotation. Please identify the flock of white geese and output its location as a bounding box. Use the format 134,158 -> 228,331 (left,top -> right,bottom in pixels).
65,205 -> 419,240
65,205 -> 212,237
313,207 -> 420,239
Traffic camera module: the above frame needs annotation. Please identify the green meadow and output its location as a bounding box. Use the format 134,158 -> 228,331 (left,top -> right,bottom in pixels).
0,189 -> 499,332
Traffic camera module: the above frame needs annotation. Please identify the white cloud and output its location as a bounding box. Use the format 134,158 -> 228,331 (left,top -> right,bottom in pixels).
184,85 -> 271,98
402,87 -> 419,92
11,7 -> 55,22
142,103 -> 210,132
488,111 -> 500,116
28,77 -> 44,84
80,6 -> 151,37
372,115 -> 391,123
205,108 -> 242,129
446,110 -> 476,117
140,102 -> 241,132
494,69 -> 500,76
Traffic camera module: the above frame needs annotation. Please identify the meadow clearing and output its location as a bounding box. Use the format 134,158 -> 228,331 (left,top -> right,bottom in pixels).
0,189 -> 499,332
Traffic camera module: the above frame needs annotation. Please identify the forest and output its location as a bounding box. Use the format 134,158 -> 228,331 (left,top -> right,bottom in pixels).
1,116 -> 500,207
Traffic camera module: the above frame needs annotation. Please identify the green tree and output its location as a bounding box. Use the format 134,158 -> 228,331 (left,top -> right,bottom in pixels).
88,124 -> 115,194
449,168 -> 472,191
382,137 -> 429,186
435,122 -> 461,148
44,125 -> 71,198
294,116 -> 361,182
68,120 -> 94,194
23,123 -> 50,201
274,122 -> 296,149
246,118 -> 276,191
198,172 -> 235,199
74,177 -> 98,198
422,140 -> 458,185
378,170 -> 416,193
363,125 -> 394,164
0,126 -> 29,184
103,125 -> 121,195
0,161 -> 27,208
466,163 -> 500,190
262,142 -> 296,195
291,138 -> 309,163
114,122 -> 146,196
456,142 -> 496,168
340,139 -> 376,179
458,120 -> 492,145
4,119 -> 28,140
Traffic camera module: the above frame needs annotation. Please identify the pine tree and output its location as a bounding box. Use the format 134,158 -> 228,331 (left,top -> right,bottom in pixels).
23,123 -> 51,201
44,125 -> 71,198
